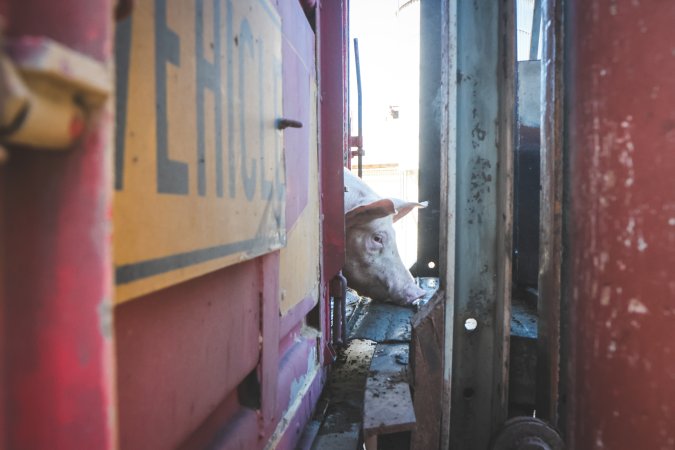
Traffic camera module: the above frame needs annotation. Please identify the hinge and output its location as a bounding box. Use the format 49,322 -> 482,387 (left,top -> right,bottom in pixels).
0,37 -> 110,150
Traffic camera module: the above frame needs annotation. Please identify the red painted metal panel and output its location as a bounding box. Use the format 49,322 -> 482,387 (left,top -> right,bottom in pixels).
274,366 -> 325,450
115,262 -> 262,450
319,0 -> 348,281
275,333 -> 320,421
1,1 -> 116,448
282,0 -> 315,229
3,0 -> 111,61
567,1 -> 675,448
203,409 -> 261,450
260,252 -> 281,436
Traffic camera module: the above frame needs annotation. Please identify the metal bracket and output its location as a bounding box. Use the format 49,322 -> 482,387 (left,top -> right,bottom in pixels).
0,37 -> 110,150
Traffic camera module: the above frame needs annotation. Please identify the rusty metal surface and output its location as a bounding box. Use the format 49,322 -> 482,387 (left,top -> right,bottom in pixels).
536,0 -> 564,426
446,0 -> 515,447
566,0 -> 675,448
1,1 -> 116,448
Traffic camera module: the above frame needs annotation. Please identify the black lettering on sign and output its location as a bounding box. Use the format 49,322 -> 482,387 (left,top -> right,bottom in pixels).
257,40 -> 274,200
114,16 -> 132,191
155,0 -> 189,195
238,18 -> 257,201
195,0 -> 223,197
225,0 -> 237,198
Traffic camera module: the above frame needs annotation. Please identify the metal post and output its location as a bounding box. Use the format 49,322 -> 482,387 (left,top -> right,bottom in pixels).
566,0 -> 675,447
444,0 -> 515,447
1,1 -> 116,448
536,0 -> 564,426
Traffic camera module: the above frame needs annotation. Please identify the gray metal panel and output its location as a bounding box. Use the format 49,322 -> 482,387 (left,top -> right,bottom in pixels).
443,0 -> 515,448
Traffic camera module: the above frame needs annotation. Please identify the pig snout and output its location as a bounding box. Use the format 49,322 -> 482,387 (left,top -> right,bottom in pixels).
386,270 -> 426,305
343,259 -> 425,305
400,282 -> 426,304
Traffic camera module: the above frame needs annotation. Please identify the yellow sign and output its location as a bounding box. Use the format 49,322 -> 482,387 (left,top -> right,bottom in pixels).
114,0 -> 285,302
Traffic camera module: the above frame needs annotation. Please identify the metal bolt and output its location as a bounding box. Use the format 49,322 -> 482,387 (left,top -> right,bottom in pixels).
276,118 -> 303,129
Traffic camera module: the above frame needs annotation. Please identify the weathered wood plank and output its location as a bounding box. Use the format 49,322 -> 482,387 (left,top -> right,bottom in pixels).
311,339 -> 375,449
363,380 -> 416,437
411,291 -> 445,450
363,343 -> 416,440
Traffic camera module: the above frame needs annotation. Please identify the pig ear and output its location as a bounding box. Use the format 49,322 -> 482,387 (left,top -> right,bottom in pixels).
345,199 -> 397,227
391,199 -> 428,223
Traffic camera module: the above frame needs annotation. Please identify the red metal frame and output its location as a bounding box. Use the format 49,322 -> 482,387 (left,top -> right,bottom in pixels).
567,1 -> 675,447
0,1 -> 116,449
319,0 -> 348,283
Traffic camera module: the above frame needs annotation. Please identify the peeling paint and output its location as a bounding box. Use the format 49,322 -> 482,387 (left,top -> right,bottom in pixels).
626,217 -> 636,234
596,430 -> 605,448
98,299 -> 113,339
627,298 -> 649,314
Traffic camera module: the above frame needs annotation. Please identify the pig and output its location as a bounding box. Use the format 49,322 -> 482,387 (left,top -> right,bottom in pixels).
343,169 -> 427,305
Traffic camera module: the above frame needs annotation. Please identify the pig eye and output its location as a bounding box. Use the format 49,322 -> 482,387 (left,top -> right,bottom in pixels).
372,234 -> 384,245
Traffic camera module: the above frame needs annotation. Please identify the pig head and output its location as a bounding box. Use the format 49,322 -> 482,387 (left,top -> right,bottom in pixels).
343,169 -> 427,305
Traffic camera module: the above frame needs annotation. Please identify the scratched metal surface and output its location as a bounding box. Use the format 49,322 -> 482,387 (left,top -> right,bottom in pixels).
566,0 -> 675,447
446,0 -> 515,447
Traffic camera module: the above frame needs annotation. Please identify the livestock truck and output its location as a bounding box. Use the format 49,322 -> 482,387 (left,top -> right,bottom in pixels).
0,0 -> 673,449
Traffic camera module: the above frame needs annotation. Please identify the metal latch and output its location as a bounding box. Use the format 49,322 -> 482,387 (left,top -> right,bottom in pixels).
0,37 -> 110,150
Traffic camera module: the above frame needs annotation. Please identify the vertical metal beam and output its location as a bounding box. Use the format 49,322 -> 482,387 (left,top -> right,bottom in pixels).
529,0 -> 542,61
318,0 -> 347,282
439,0 -> 457,445
536,0 -> 564,426
318,0 -> 348,363
447,0 -> 515,447
566,0 -> 675,448
1,1 -> 116,448
417,0 -> 442,277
